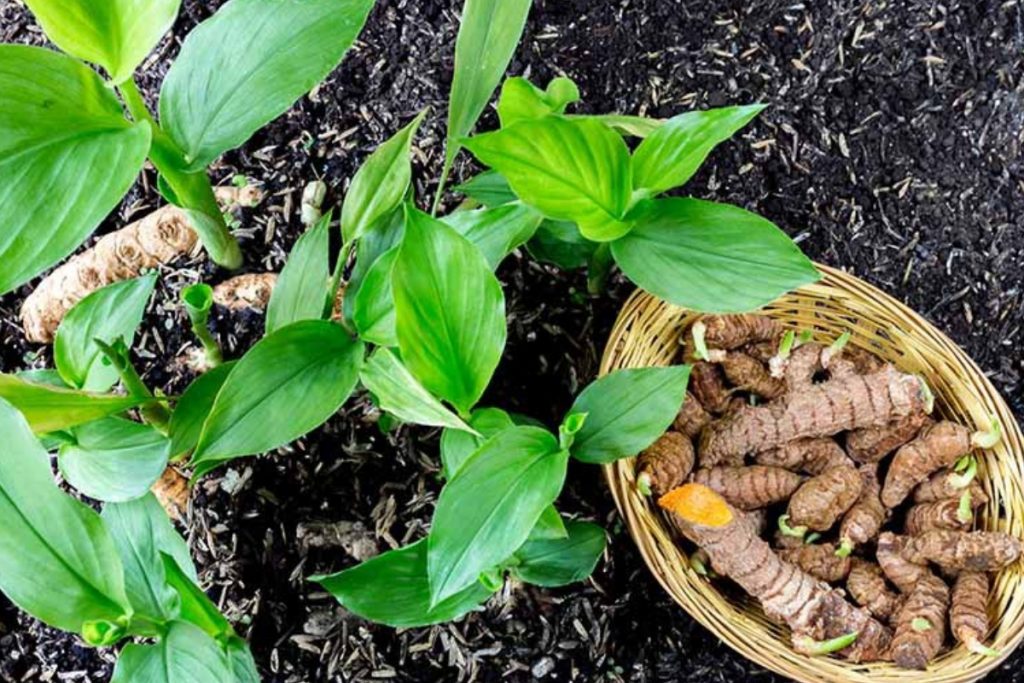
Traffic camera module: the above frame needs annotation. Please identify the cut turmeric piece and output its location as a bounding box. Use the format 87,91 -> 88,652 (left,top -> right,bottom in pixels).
755,437 -> 853,476
890,573 -> 950,670
837,464 -> 887,556
659,483 -> 891,662
673,392 -> 711,439
951,571 -> 998,656
902,530 -> 1022,572
904,498 -> 974,536
699,314 -> 783,350
636,431 -> 694,497
788,466 -> 863,532
847,559 -> 901,621
699,366 -> 928,465
689,361 -> 733,416
713,351 -> 786,400
778,543 -> 852,582
150,465 -> 190,521
877,532 -> 932,594
691,465 -> 803,510
847,412 -> 932,464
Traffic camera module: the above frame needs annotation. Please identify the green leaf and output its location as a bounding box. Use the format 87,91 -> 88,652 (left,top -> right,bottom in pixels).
160,0 -> 375,170
59,417 -> 170,503
266,213 -> 331,334
0,398 -> 131,635
455,170 -> 517,207
428,426 -> 567,605
342,207 -> 405,325
610,198 -> 820,312
226,639 -> 260,683
360,348 -> 473,433
161,554 -> 234,642
191,321 -> 364,476
111,621 -> 232,683
463,117 -> 633,241
341,111 -> 425,243
54,274 -> 157,392
0,46 -> 151,294
312,539 -> 494,628
392,207 -> 506,416
572,114 -> 665,138
441,203 -> 543,269
527,505 -> 569,542
512,521 -> 606,587
0,373 -> 146,434
497,76 -> 580,127
632,105 -> 765,196
568,366 -> 690,464
350,246 -> 399,347
525,219 -> 597,270
168,362 -> 236,459
17,368 -> 68,388
439,406 -> 515,480
23,0 -> 180,84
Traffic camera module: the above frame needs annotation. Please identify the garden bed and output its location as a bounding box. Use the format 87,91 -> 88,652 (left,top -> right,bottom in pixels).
1,0 -> 1021,680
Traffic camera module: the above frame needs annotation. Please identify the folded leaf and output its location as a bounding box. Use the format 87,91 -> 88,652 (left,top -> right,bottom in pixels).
350,246 -> 399,347
392,207 -> 506,416
360,348 -> 473,433
0,46 -> 151,293
341,207 -> 404,325
0,373 -> 146,434
428,426 -> 567,605
54,274 -> 157,391
266,213 -> 331,334
568,366 -> 689,464
191,321 -> 364,476
512,520 -> 606,587
59,417 -> 170,503
160,0 -> 374,170
111,621 -> 233,683
463,116 -> 633,241
527,504 -> 569,542
439,406 -> 515,479
0,398 -> 131,635
441,202 -> 543,269
168,362 -> 236,459
161,554 -> 234,643
497,76 -> 580,127
455,170 -> 517,207
611,198 -> 820,312
631,104 -> 765,196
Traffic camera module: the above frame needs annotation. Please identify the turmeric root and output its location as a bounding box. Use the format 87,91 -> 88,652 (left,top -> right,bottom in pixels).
783,342 -> 825,389
902,530 -> 1022,572
150,465 -> 190,521
698,314 -> 783,350
904,498 -> 974,536
847,413 -> 932,464
838,345 -> 886,375
877,532 -> 932,593
890,573 -> 950,670
742,339 -> 777,363
636,431 -> 695,496
837,464 -> 887,556
788,466 -> 863,532
755,437 -> 853,476
951,572 -> 998,656
673,392 -> 711,438
847,559 -> 901,621
689,362 -> 733,416
712,351 -> 786,400
778,543 -> 852,582
699,366 -> 928,465
212,272 -> 278,311
881,420 -> 999,508
659,483 -> 891,662
691,465 -> 803,510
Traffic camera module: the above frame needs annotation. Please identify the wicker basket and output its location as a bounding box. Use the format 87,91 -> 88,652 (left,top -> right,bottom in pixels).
601,264 -> 1024,683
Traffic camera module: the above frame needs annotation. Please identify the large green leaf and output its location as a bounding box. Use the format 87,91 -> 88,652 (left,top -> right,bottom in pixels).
512,520 -> 605,587
631,105 -> 765,196
23,0 -> 180,84
497,76 -> 580,127
313,539 -> 494,628
428,426 -> 567,605
463,117 -> 633,241
168,362 -> 236,459
59,418 -> 170,503
0,46 -> 151,294
610,198 -> 820,312
350,246 -> 399,347
441,202 -> 543,269
526,504 -> 569,542
191,321 -> 364,476
160,0 -> 375,170
341,111 -> 425,243
0,373 -> 145,434
360,348 -> 473,433
266,213 -> 331,334
567,366 -> 689,464
392,207 -> 506,416
54,274 -> 156,392
0,398 -> 131,635
439,406 -> 515,480
111,621 -> 233,683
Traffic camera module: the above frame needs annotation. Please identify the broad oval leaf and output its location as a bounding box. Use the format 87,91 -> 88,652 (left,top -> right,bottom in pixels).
360,348 -> 473,433
439,406 -> 515,480
632,104 -> 765,196
160,0 -> 375,170
568,366 -> 690,464
462,116 -> 633,241
0,373 -> 146,434
342,111 -> 425,243
497,76 -> 580,127
350,246 -> 399,347
266,213 -> 331,334
23,0 -> 181,84
512,520 -> 606,587
59,418 -> 170,503
312,538 -> 495,628
191,321 -> 364,476
393,207 -> 506,416
428,426 -> 567,605
0,46 -> 151,294
610,198 -> 820,312
54,273 -> 157,391
168,362 -> 236,459
441,202 -> 543,269
111,621 -> 233,683
0,398 -> 131,634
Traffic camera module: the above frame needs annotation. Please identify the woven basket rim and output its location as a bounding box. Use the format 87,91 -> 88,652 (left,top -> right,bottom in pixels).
600,264 -> 1024,683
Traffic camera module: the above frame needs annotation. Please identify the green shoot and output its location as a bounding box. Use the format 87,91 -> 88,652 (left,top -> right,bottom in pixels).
794,630 -> 859,655
971,416 -> 1002,449
778,514 -> 807,539
797,329 -> 814,345
835,539 -> 854,557
967,639 -> 1000,657
559,412 -> 587,450
636,472 -> 652,497
777,330 -> 796,360
804,532 -> 822,545
958,490 -> 974,524
94,337 -> 171,431
950,456 -> 978,489
917,376 -> 936,414
911,618 -> 933,632
691,321 -> 709,361
689,553 -> 709,577
181,284 -> 223,368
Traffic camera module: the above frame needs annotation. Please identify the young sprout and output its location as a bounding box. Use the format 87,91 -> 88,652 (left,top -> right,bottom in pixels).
958,490 -> 974,524
689,553 -> 709,577
966,639 -> 1000,657
794,630 -> 859,656
911,618 -> 933,632
797,329 -> 814,345
778,514 -> 808,539
821,330 -> 851,367
181,283 -> 223,368
950,456 -> 978,489
691,321 -> 709,361
917,376 -> 936,414
804,532 -> 822,545
636,473 -> 652,497
94,337 -> 171,431
835,539 -> 854,558
769,329 -> 796,377
971,416 -> 1002,449
559,412 -> 587,451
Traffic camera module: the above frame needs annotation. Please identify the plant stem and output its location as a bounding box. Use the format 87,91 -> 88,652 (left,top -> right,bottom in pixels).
430,152 -> 456,217
96,339 -> 171,431
325,240 -> 353,318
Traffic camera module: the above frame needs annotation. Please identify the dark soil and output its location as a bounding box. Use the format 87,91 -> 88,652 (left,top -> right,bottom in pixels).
2,0 -> 1023,681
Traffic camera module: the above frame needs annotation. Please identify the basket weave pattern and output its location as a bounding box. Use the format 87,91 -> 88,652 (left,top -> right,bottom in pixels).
601,265 -> 1024,683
